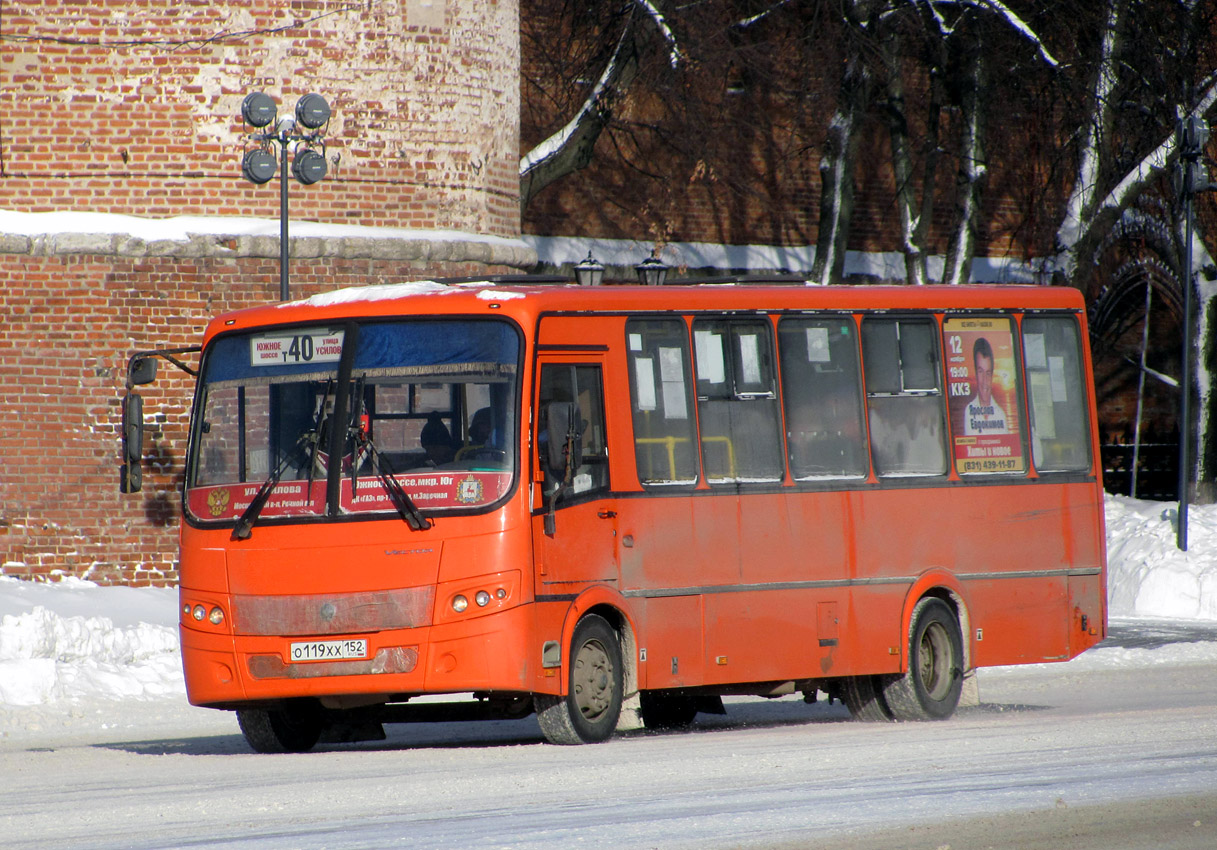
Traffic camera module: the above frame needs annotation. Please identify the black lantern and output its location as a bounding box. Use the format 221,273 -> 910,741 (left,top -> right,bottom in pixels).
635,256 -> 668,286
241,149 -> 277,184
241,92 -> 277,128
295,93 -> 331,130
292,148 -> 328,185
574,252 -> 605,287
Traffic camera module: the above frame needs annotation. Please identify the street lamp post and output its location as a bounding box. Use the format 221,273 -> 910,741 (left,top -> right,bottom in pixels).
1173,114 -> 1212,551
240,92 -> 332,302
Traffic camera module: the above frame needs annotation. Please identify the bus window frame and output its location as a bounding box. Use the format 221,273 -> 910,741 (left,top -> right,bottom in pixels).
860,313 -> 950,480
1018,310 -> 1095,477
690,313 -> 785,486
776,312 -> 870,484
624,314 -> 701,490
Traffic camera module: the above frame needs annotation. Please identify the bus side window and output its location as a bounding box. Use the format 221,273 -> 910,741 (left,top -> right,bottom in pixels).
1022,315 -> 1092,472
626,319 -> 699,485
692,318 -> 784,483
778,316 -> 867,479
862,318 -> 947,477
538,363 -> 609,494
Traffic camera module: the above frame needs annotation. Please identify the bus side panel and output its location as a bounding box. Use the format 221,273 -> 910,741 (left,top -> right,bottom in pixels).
731,489 -> 858,680
965,481 -> 1105,667
846,481 -> 1103,671
641,595 -> 705,689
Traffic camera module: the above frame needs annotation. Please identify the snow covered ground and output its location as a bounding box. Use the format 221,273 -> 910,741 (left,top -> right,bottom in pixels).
0,494 -> 1214,719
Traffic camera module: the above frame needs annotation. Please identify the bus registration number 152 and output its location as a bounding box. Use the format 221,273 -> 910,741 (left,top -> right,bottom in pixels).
289,639 -> 368,662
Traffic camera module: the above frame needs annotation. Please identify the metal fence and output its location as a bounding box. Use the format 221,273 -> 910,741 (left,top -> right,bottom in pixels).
1101,442 -> 1179,500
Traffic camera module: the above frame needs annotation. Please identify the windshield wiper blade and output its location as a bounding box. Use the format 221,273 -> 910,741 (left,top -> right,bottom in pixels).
355,434 -> 432,531
232,384 -> 331,541
231,430 -> 318,541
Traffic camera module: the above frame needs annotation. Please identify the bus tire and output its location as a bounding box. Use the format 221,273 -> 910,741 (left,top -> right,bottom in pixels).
237,700 -> 323,753
639,691 -> 699,730
534,614 -> 623,744
841,675 -> 893,722
882,597 -> 964,721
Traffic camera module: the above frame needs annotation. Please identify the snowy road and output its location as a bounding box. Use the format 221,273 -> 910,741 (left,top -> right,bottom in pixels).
3,621 -> 1217,850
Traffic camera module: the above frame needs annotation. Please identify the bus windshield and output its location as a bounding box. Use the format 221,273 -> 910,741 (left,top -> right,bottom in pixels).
185,319 -> 519,526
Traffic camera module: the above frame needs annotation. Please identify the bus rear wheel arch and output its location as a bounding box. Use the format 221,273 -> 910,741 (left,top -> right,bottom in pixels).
534,613 -> 624,744
881,596 -> 964,721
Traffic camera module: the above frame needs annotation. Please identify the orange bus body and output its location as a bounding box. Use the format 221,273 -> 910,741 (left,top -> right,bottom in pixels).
173,281 -> 1106,746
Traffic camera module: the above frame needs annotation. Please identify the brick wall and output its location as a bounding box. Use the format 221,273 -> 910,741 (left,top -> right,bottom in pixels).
0,0 -> 526,585
1,0 -> 520,236
0,253 -> 521,585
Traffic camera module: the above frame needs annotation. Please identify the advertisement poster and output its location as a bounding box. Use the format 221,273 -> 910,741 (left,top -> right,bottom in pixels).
943,317 -> 1025,475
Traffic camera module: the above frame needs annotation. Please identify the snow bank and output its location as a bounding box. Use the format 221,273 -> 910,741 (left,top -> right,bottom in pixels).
0,496 -> 1213,708
0,577 -> 181,707
1105,494 -> 1217,620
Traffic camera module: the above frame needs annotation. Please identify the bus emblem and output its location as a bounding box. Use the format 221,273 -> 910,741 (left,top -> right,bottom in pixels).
207,489 -> 231,517
456,475 -> 483,505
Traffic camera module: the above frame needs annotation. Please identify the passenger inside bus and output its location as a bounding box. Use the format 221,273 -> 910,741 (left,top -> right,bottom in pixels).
419,413 -> 456,466
455,407 -> 494,459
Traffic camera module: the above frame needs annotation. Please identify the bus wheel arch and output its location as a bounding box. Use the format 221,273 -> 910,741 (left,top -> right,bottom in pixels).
535,610 -> 626,744
558,591 -> 639,700
902,573 -> 973,675
881,593 -> 966,721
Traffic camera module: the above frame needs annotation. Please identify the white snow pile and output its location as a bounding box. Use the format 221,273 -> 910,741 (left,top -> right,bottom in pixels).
0,577 -> 181,707
0,494 -> 1215,709
1105,494 -> 1217,620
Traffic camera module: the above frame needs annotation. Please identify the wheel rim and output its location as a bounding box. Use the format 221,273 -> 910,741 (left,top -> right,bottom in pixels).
918,621 -> 953,701
572,637 -> 614,721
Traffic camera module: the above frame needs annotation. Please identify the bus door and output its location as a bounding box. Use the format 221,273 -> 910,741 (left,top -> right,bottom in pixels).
532,358 -> 618,589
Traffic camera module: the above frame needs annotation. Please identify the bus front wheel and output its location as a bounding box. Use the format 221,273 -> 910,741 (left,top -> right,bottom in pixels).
881,597 -> 964,721
534,614 -> 623,744
237,700 -> 324,753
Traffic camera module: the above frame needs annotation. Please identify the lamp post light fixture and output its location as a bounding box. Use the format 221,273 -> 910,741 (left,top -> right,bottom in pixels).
635,256 -> 669,286
574,251 -> 605,286
240,91 -> 332,301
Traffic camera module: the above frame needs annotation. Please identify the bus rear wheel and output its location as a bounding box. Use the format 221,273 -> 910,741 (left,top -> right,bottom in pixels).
534,614 -> 623,744
881,597 -> 964,721
841,675 -> 893,722
237,699 -> 324,753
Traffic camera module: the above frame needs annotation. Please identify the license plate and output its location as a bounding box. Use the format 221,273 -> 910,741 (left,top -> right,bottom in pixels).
288,639 -> 368,662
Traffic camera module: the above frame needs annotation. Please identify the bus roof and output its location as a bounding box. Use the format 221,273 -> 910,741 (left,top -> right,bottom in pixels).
201,280 -> 1085,344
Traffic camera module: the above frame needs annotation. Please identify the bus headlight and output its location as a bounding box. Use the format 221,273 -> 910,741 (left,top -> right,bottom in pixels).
475,590 -> 491,608
209,606 -> 225,625
192,604 -> 206,621
452,595 -> 469,613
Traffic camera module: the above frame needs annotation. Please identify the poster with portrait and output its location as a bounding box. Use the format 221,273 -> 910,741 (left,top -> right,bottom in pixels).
943,317 -> 1025,475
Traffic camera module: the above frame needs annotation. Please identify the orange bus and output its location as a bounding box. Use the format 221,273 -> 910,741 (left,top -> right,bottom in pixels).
122,278 -> 1107,750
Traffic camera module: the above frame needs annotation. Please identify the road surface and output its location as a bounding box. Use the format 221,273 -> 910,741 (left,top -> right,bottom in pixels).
2,620 -> 1216,849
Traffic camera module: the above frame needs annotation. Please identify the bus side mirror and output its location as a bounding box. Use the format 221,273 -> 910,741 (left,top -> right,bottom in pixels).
128,356 -> 157,387
121,392 -> 144,493
545,401 -> 583,481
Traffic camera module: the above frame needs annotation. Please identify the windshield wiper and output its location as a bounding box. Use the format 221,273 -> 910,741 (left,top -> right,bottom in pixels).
231,430 -> 319,540
232,381 -> 332,541
351,426 -> 432,531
